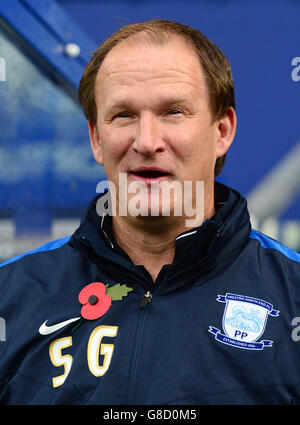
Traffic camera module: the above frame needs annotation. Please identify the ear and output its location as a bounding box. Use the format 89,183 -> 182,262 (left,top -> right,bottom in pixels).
215,107 -> 237,158
88,121 -> 104,165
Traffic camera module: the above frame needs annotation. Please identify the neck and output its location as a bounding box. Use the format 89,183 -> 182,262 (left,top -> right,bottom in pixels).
112,198 -> 215,282
113,217 -> 176,282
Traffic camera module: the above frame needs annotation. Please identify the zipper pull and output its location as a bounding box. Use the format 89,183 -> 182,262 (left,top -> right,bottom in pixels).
140,291 -> 152,309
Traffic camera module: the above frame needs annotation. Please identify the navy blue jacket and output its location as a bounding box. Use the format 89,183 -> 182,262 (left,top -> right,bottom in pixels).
1,183 -> 300,405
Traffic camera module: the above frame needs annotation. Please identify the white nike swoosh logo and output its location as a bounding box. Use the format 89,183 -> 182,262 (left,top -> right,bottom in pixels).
39,317 -> 81,335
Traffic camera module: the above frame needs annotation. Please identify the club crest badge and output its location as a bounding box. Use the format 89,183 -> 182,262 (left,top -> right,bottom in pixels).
208,293 -> 279,350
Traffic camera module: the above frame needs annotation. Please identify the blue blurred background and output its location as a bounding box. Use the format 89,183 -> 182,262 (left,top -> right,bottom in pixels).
0,0 -> 299,260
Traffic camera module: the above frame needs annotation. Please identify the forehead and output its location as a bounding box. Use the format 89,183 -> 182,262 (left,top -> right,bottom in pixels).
95,33 -> 207,100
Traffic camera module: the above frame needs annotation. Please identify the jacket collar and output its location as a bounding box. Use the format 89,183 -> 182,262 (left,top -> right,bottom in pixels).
71,182 -> 251,285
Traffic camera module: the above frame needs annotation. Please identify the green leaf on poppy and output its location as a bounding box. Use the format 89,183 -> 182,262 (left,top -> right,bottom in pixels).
105,283 -> 133,301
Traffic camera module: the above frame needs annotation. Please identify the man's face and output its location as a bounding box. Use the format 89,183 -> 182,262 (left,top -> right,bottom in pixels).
89,34 -> 235,223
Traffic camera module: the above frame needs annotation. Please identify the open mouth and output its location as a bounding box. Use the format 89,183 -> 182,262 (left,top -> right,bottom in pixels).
131,170 -> 169,179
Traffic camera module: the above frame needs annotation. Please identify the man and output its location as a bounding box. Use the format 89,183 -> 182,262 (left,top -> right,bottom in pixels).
1,19 -> 300,405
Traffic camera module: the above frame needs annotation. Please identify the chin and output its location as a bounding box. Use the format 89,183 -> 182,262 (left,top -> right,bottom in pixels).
127,192 -> 179,218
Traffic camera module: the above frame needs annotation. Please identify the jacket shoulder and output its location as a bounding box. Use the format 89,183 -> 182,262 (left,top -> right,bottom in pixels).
0,236 -> 71,271
249,229 -> 300,264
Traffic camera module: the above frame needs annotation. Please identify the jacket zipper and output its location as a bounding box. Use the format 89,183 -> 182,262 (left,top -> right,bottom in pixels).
140,291 -> 152,309
127,290 -> 152,404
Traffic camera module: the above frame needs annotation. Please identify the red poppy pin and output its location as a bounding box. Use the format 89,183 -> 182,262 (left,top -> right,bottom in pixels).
78,281 -> 133,320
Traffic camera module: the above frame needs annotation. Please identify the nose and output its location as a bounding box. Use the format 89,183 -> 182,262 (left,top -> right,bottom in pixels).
132,112 -> 166,155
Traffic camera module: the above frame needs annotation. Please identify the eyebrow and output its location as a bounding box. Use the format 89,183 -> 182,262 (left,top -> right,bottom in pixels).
105,96 -> 190,113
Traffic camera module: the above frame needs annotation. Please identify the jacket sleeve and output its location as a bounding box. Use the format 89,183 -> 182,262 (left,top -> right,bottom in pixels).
0,263 -> 14,385
0,260 -> 31,389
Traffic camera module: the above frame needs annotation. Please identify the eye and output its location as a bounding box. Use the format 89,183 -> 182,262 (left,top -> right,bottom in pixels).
114,112 -> 131,119
167,109 -> 182,115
